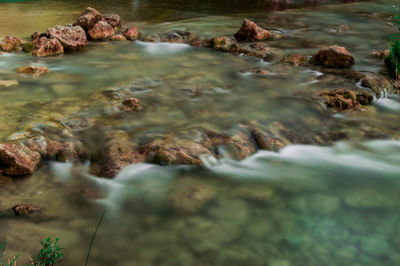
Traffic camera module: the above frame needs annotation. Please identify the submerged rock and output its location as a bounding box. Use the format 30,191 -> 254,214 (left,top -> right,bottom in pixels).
160,30 -> 191,43
0,35 -> 22,52
32,36 -> 64,57
360,73 -> 393,97
47,25 -> 87,50
123,27 -> 139,40
108,34 -> 127,41
103,14 -> 121,30
234,19 -> 271,42
120,97 -> 143,111
0,80 -> 19,87
88,21 -> 115,40
0,143 -> 41,176
73,7 -> 103,32
312,45 -> 355,68
12,204 -> 41,216
281,53 -> 309,66
16,66 -> 49,77
212,36 -> 240,53
318,89 -> 373,111
239,43 -> 275,60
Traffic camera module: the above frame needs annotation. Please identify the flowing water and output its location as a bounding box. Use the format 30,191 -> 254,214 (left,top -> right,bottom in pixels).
1,0 -> 400,265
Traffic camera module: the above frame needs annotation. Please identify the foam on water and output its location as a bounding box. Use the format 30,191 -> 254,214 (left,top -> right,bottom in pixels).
136,41 -> 191,54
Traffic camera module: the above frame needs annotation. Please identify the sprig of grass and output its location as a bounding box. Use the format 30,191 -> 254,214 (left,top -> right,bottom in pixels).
84,211 -> 106,266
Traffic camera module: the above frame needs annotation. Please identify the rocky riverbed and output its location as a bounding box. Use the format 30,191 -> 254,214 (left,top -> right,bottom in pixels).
1,0 -> 400,265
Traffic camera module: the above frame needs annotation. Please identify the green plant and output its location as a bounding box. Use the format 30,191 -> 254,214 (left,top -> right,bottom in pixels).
0,241 -> 19,266
34,237 -> 63,266
85,211 -> 105,266
386,5 -> 400,79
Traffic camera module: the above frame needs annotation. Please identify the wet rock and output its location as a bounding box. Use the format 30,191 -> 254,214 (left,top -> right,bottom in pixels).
123,27 -> 139,40
190,38 -> 212,48
233,184 -> 274,204
0,36 -> 22,52
247,124 -> 289,151
119,97 -> 143,111
335,24 -> 350,33
144,138 -> 214,165
372,49 -> 390,59
290,194 -> 340,214
343,188 -> 394,209
0,143 -> 41,176
21,136 -> 48,158
239,43 -> 275,60
91,134 -> 147,178
160,30 -> 191,43
312,45 -> 355,68
212,36 -> 240,53
32,37 -> 64,57
103,14 -> 121,30
31,31 -> 41,41
46,139 -> 79,162
234,19 -> 271,42
47,25 -> 87,50
16,66 -> 49,77
0,80 -> 18,87
244,68 -> 271,75
318,89 -> 373,111
281,53 -> 309,66
73,7 -> 103,32
12,204 -> 41,216
108,34 -> 127,41
168,177 -> 216,215
360,73 -> 393,97
88,21 -> 115,40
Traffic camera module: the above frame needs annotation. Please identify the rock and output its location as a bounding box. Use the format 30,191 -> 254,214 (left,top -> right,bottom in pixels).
0,36 -> 22,52
47,25 -> 87,50
108,34 -> 127,41
16,66 -> 49,77
168,177 -> 216,215
73,7 -> 103,32
247,125 -> 288,151
0,143 -> 41,176
190,38 -> 212,48
244,68 -> 271,75
46,139 -> 79,162
281,53 -> 309,66
88,21 -> 115,40
32,37 -> 64,57
212,36 -> 240,53
360,73 -> 393,97
160,30 -> 191,43
31,31 -> 41,41
312,45 -> 355,68
372,49 -> 390,59
234,19 -> 271,42
318,89 -> 373,111
239,43 -> 274,60
123,27 -> 139,40
103,14 -> 121,30
343,188 -> 394,209
12,204 -> 41,216
290,194 -> 340,214
21,136 -> 48,158
119,97 -> 143,111
145,138 -> 214,165
0,80 -> 18,87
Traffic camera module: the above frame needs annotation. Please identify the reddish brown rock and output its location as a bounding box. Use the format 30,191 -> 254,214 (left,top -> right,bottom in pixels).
108,34 -> 127,41
372,49 -> 390,59
239,43 -> 274,60
47,25 -> 87,50
0,36 -> 22,52
318,89 -> 373,111
234,19 -> 271,42
16,66 -> 49,77
281,53 -> 309,66
31,31 -> 41,41
312,45 -> 355,68
120,97 -> 143,111
12,204 -> 41,216
73,7 -> 103,32
103,14 -> 121,30
212,36 -> 240,53
88,21 -> 115,40
160,30 -> 191,43
123,27 -> 139,40
0,143 -> 41,176
32,37 -> 64,57
46,139 -> 79,162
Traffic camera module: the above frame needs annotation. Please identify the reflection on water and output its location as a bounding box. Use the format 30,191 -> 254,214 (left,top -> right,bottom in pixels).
1,0 -> 400,265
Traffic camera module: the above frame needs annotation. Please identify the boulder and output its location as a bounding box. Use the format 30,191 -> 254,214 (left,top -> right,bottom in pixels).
0,35 -> 22,52
31,31 -> 41,41
12,204 -> 41,216
16,66 -> 49,77
281,53 -> 309,66
103,14 -> 121,30
47,25 -> 87,50
108,34 -> 127,41
88,21 -> 115,40
234,19 -> 271,42
318,89 -> 373,111
73,7 -> 103,32
0,143 -> 41,176
212,36 -> 240,53
32,37 -> 64,57
312,45 -> 355,68
46,139 -> 80,162
123,27 -> 139,40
